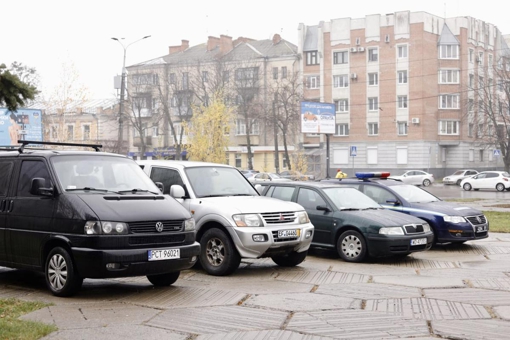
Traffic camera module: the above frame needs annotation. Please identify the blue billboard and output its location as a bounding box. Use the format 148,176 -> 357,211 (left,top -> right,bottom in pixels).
300,101 -> 336,134
0,108 -> 43,146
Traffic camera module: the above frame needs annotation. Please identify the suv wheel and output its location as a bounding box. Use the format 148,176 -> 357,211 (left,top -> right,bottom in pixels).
147,272 -> 180,286
45,247 -> 83,297
337,230 -> 367,263
271,251 -> 308,267
200,228 -> 241,276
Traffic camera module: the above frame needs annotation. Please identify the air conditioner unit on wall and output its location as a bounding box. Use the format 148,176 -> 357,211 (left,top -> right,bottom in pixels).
351,73 -> 357,80
411,118 -> 420,124
350,47 -> 358,53
358,47 -> 365,52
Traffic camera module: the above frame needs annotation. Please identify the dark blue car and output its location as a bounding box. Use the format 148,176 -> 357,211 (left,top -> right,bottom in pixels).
322,172 -> 489,244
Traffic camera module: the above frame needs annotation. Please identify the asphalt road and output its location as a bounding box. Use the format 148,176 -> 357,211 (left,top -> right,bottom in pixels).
425,182 -> 510,200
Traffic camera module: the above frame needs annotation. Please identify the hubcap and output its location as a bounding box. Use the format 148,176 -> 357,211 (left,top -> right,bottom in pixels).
341,235 -> 362,258
206,237 -> 225,266
48,254 -> 67,291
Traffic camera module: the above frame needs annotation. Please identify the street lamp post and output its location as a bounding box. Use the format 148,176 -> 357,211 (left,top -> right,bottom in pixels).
111,35 -> 151,155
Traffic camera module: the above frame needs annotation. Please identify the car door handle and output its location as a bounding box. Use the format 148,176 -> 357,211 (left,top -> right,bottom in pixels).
6,200 -> 13,213
0,200 -> 5,213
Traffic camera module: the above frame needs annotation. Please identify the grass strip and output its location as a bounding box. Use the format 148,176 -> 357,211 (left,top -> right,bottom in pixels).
0,298 -> 56,340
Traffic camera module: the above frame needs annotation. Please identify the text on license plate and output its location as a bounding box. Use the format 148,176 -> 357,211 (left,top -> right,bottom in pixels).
476,225 -> 487,233
148,248 -> 180,261
278,229 -> 300,238
410,238 -> 427,246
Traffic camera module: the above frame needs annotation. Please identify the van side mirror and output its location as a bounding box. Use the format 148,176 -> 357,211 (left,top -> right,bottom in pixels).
30,178 -> 54,196
155,182 -> 164,193
169,184 -> 185,199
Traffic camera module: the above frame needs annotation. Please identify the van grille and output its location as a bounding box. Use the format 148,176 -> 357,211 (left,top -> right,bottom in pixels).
465,215 -> 487,226
129,234 -> 186,245
404,224 -> 425,234
129,220 -> 183,234
261,212 -> 296,224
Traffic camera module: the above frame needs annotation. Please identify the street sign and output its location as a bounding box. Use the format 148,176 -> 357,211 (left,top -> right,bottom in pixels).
350,146 -> 357,157
494,149 -> 501,157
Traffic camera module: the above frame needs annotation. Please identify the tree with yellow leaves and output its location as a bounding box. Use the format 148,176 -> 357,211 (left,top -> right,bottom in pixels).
184,92 -> 233,163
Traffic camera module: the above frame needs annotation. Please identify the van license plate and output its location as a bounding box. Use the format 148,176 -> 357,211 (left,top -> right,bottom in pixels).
148,249 -> 180,261
410,238 -> 427,246
278,229 -> 299,238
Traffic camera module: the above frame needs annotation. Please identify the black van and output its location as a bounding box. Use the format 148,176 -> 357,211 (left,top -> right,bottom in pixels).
0,141 -> 200,296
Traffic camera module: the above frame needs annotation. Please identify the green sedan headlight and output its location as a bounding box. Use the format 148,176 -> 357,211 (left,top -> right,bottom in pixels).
422,223 -> 431,232
379,227 -> 404,235
443,216 -> 466,223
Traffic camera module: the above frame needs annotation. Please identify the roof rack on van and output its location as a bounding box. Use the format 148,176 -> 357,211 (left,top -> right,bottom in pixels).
17,140 -> 103,153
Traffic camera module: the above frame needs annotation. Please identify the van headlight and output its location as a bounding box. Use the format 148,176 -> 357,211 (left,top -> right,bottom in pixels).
183,218 -> 195,231
379,227 -> 404,235
443,216 -> 466,223
85,221 -> 128,235
297,211 -> 310,224
233,214 -> 263,227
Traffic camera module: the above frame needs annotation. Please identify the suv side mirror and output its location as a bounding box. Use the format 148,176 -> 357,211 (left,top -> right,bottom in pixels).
169,184 -> 185,199
155,182 -> 164,193
316,205 -> 331,212
30,178 -> 54,197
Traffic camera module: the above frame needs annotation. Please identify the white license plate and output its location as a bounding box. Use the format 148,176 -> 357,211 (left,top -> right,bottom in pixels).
278,229 -> 299,238
476,225 -> 487,233
410,238 -> 427,246
148,248 -> 180,261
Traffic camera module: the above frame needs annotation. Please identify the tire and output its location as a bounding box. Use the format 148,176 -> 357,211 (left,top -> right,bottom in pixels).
271,250 -> 308,267
337,230 -> 367,263
200,228 -> 241,276
456,179 -> 462,185
147,271 -> 180,286
422,179 -> 431,187
496,183 -> 505,192
463,183 -> 472,191
45,247 -> 83,297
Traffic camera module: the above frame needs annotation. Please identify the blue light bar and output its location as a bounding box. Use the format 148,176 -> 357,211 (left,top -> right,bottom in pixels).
355,172 -> 391,179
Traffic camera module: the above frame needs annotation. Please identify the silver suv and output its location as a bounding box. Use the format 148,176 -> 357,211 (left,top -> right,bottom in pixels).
138,160 -> 314,276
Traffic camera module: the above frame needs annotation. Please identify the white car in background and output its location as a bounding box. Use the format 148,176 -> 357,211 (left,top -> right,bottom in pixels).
461,171 -> 510,192
443,169 -> 479,185
249,172 -> 292,183
389,170 -> 434,187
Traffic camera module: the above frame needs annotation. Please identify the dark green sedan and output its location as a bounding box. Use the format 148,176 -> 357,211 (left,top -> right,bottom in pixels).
259,182 -> 434,262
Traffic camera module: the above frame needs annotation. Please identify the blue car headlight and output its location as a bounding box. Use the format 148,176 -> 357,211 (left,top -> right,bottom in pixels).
443,216 -> 466,223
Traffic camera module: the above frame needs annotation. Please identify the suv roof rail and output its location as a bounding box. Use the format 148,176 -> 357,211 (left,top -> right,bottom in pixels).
17,140 -> 103,153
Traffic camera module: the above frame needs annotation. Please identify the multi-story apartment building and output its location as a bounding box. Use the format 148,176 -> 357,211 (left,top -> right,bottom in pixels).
125,34 -> 302,173
299,11 -> 510,178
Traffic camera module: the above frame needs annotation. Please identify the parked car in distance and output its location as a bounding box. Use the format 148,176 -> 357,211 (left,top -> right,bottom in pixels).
443,169 -> 479,185
240,169 -> 259,179
259,181 -> 434,262
279,170 -> 316,181
137,160 -> 315,276
460,171 -> 510,192
389,170 -> 434,187
321,172 -> 489,245
249,172 -> 292,183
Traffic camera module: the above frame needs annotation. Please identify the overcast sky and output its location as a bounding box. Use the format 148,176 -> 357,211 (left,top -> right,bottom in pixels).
3,0 -> 509,100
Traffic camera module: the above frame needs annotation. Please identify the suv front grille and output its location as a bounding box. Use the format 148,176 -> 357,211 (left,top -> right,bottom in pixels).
129,220 -> 183,234
465,215 -> 487,226
404,224 -> 425,234
261,212 -> 296,224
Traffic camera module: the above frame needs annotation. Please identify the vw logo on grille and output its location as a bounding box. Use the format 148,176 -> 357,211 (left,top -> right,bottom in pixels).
155,222 -> 164,233
476,216 -> 482,223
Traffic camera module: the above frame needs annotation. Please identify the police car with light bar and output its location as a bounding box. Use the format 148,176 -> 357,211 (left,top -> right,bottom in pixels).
321,172 -> 489,244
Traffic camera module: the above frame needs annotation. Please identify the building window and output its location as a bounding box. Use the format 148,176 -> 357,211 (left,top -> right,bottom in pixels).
306,51 -> 319,65
281,66 -> 287,79
479,149 -> 484,162
223,71 -> 229,82
398,95 -> 408,108
367,147 -> 378,164
438,120 -> 459,135
468,123 -> 474,137
368,48 -> 378,62
478,123 -> 484,138
478,52 -> 484,65
235,153 -> 242,168
397,45 -> 408,58
169,73 -> 176,85
439,94 -> 459,109
489,54 -> 493,66
306,76 -> 320,89
397,122 -> 408,135
152,126 -> 158,137
272,67 -> 278,80
333,75 -> 348,88
82,125 -> 90,140
333,51 -> 348,64
397,147 -> 408,164
368,97 -> 378,111
469,49 -> 474,63
50,125 -> 58,139
439,69 -> 459,84
182,72 -> 189,90
368,73 -> 378,86
152,74 -> 159,85
439,44 -> 459,59
334,99 -> 349,113
368,122 -> 379,135
469,74 -> 474,88
236,119 -> 246,135
335,123 -> 349,136
398,70 -> 408,84
468,99 -> 474,112
66,125 -> 74,141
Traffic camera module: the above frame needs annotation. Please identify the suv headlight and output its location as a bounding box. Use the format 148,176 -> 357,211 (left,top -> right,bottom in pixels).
233,214 -> 263,227
379,227 -> 404,235
183,218 -> 195,231
297,211 -> 310,224
85,221 -> 128,235
443,216 -> 466,223
422,223 -> 431,232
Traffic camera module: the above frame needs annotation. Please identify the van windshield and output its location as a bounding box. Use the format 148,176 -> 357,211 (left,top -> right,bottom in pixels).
186,166 -> 258,198
51,155 -> 160,193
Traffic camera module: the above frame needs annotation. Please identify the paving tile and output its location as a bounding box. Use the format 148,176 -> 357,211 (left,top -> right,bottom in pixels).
424,287 -> 510,306
315,283 -> 422,300
274,270 -> 368,285
40,325 -> 188,340
244,292 -> 359,311
469,277 -> 510,290
372,275 -> 466,288
197,330 -> 333,340
433,320 -> 510,340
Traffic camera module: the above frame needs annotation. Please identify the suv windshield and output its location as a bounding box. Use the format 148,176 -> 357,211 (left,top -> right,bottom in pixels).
186,166 -> 259,198
52,155 -> 159,193
389,184 -> 440,203
323,187 -> 380,210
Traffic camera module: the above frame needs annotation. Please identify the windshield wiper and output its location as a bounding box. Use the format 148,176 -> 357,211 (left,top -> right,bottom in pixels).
199,194 -> 228,198
229,194 -> 253,196
117,188 -> 160,195
362,207 -> 380,210
66,187 -> 110,193
339,208 -> 361,211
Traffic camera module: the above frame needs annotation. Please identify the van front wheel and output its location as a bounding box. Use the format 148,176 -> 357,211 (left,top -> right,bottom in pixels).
200,228 -> 240,276
45,247 -> 83,297
147,272 -> 180,286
